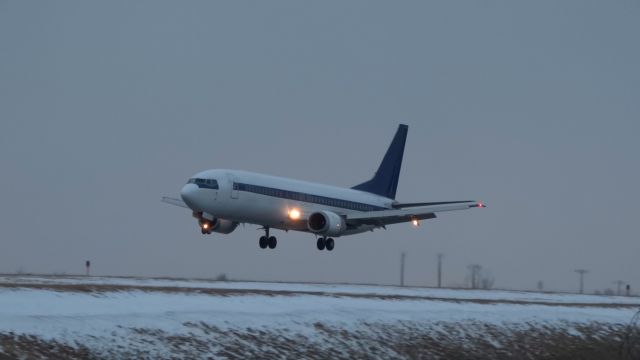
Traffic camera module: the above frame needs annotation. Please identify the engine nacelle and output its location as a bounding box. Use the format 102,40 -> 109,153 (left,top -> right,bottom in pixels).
196,212 -> 238,234
210,218 -> 238,234
307,211 -> 346,236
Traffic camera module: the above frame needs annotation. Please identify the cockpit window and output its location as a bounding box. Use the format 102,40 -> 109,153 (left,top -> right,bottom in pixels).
187,178 -> 219,189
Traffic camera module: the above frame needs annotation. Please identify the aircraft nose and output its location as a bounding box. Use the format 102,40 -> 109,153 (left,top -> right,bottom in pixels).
180,184 -> 198,209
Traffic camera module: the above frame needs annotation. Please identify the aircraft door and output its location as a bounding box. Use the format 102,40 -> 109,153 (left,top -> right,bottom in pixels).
228,173 -> 239,199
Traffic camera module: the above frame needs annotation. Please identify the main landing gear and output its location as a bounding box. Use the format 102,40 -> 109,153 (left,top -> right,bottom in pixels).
258,227 -> 277,250
316,237 -> 335,251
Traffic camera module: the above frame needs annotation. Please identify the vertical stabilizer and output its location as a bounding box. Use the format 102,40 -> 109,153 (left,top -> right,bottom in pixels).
352,124 -> 408,199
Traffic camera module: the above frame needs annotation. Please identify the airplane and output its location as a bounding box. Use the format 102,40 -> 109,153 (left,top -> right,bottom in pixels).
162,124 -> 485,251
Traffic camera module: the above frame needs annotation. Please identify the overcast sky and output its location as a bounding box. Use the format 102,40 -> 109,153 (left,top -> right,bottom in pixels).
1,1 -> 638,293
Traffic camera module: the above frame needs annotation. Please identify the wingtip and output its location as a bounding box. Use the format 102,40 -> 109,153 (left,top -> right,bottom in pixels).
471,202 -> 487,208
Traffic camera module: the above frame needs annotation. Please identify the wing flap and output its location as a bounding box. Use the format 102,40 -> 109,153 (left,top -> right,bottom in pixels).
353,212 -> 437,226
392,200 -> 475,209
346,201 -> 482,227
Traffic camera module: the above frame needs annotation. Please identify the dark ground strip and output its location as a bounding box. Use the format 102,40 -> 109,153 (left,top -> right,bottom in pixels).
1,282 -> 639,309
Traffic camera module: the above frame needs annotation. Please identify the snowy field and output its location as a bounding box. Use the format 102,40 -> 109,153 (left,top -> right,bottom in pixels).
1,275 -> 639,359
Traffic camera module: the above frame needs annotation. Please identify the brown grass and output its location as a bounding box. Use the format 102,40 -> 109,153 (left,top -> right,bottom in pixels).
1,321 -> 638,360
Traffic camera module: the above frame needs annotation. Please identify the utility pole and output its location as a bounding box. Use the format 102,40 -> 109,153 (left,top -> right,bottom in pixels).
400,252 -> 406,287
437,253 -> 443,288
468,264 -> 482,289
613,280 -> 625,296
575,269 -> 588,294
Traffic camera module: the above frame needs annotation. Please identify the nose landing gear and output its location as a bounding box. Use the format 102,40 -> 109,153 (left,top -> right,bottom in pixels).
200,221 -> 212,235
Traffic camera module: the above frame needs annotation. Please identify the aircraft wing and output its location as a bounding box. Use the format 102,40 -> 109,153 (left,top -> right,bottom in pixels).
161,196 -> 189,209
346,201 -> 484,227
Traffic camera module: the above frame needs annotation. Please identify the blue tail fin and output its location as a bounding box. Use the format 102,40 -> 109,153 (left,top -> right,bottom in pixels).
352,124 -> 408,199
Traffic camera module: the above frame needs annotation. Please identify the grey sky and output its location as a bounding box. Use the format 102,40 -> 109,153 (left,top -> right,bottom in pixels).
1,1 -> 638,293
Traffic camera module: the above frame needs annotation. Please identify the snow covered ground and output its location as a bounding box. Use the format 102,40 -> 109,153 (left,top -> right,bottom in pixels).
1,275 -> 639,359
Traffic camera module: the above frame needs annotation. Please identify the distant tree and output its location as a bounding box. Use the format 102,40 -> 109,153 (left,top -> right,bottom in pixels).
603,288 -> 615,296
215,273 -> 228,281
466,264 -> 495,290
537,281 -> 544,291
613,280 -> 625,296
480,276 -> 495,290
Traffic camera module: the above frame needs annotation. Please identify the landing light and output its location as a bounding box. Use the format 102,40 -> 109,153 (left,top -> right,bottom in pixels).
411,219 -> 420,227
202,223 -> 209,230
288,208 -> 301,220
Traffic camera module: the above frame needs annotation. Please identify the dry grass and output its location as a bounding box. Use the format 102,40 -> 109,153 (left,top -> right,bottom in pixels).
1,321 -> 637,359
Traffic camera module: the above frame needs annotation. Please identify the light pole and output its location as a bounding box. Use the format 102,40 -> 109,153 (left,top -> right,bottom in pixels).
400,252 -> 406,287
468,264 -> 482,289
575,269 -> 588,294
437,253 -> 443,288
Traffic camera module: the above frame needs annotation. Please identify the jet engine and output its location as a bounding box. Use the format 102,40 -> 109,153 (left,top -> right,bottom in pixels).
307,210 -> 346,236
195,212 -> 238,234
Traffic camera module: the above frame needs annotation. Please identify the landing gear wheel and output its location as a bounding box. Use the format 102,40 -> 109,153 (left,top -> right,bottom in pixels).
201,229 -> 206,235
325,238 -> 334,251
317,237 -> 326,251
268,236 -> 277,249
259,236 -> 268,249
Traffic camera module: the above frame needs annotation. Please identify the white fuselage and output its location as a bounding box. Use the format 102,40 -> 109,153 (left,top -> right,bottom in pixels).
180,169 -> 393,236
